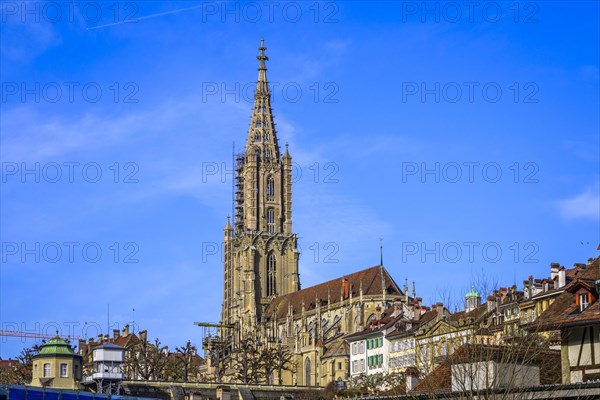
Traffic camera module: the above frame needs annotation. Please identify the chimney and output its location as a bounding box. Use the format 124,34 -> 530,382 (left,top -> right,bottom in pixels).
88,338 -> 93,344
550,262 -> 559,280
122,324 -> 130,337
487,295 -> 496,313
435,302 -> 444,321
97,334 -> 103,343
342,278 -> 349,300
113,329 -> 120,339
104,334 -> 109,341
393,301 -> 403,317
140,330 -> 148,342
412,302 -> 420,321
558,266 -> 566,288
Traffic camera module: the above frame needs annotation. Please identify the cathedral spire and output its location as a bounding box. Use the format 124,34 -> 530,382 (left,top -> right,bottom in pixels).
246,39 -> 280,157
257,38 -> 268,93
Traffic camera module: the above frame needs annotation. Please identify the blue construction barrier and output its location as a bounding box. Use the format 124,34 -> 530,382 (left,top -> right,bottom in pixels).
0,386 -> 154,400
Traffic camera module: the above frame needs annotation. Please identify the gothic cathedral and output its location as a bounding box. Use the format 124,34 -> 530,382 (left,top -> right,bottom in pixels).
221,40 -> 301,332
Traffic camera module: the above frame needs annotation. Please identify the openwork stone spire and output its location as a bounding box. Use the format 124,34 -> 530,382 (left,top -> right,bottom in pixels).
246,39 -> 280,160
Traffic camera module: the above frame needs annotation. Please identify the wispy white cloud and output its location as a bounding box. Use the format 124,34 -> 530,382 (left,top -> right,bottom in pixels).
557,186 -> 600,221
0,15 -> 60,64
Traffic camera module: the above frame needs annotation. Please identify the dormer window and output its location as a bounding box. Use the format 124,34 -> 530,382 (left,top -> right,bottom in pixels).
580,293 -> 589,311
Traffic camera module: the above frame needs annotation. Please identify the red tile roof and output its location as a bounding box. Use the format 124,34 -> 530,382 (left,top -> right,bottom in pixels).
386,310 -> 438,339
264,266 -> 403,320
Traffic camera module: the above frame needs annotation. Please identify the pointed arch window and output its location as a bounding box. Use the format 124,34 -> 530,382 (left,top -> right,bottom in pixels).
264,132 -> 270,142
266,176 -> 275,201
267,253 -> 277,296
267,208 -> 275,232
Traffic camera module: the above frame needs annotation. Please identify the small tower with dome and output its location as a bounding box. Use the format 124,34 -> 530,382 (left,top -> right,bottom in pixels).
465,287 -> 482,312
31,333 -> 83,389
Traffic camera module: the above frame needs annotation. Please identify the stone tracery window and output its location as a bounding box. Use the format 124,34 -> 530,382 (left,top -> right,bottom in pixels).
267,208 -> 275,232
267,252 -> 276,296
266,176 -> 275,201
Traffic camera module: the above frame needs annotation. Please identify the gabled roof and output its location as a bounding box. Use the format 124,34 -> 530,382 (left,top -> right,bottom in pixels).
387,310 -> 438,339
322,338 -> 349,358
344,310 -> 402,341
93,343 -> 124,350
264,265 -> 403,320
447,303 -> 488,323
535,280 -> 600,330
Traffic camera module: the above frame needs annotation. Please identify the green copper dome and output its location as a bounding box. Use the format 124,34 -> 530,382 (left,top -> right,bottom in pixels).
38,335 -> 75,356
465,287 -> 480,298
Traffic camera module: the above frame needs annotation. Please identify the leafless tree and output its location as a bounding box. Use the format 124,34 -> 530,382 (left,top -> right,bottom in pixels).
410,330 -> 561,400
125,337 -> 169,381
172,340 -> 201,382
231,331 -> 262,384
347,371 -> 404,395
0,344 -> 40,384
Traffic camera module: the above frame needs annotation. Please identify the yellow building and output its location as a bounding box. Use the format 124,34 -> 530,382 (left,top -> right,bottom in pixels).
31,334 -> 83,389
415,292 -> 489,374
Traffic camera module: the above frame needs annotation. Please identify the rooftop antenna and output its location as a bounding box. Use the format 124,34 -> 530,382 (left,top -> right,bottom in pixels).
232,141 -> 235,227
107,304 -> 110,337
380,238 -> 386,305
132,308 -> 136,334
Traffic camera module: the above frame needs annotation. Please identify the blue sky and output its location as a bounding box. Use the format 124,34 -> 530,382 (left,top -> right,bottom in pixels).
1,1 -> 598,357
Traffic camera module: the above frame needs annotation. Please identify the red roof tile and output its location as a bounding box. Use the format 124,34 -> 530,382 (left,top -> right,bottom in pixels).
264,266 -> 403,320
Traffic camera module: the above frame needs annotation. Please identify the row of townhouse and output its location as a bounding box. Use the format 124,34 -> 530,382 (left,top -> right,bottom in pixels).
344,256 -> 600,392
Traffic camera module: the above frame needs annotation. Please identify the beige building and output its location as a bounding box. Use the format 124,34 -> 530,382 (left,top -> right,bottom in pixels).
262,266 -> 407,386
221,39 -> 300,335
31,334 -> 83,389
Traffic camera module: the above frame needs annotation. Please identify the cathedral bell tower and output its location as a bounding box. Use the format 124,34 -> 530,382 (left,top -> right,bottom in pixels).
221,40 -> 300,333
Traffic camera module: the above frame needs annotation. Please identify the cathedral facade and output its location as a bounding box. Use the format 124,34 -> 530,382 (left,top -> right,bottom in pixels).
219,41 -> 415,387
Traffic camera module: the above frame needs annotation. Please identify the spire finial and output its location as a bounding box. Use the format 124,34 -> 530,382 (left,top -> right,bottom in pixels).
379,237 -> 384,266
257,38 -> 268,72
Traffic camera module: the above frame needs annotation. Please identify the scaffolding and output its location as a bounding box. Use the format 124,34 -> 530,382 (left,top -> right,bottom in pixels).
194,322 -> 235,380
234,153 -> 245,232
